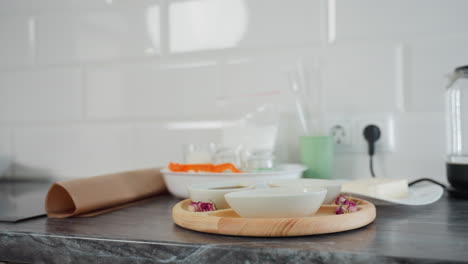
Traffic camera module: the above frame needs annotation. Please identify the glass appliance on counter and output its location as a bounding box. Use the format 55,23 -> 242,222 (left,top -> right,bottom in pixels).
446,65 -> 468,195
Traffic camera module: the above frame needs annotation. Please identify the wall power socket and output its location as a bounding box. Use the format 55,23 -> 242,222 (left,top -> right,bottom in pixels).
324,114 -> 395,153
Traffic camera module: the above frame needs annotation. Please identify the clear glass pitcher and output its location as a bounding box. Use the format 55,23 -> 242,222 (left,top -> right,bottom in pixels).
446,65 -> 468,190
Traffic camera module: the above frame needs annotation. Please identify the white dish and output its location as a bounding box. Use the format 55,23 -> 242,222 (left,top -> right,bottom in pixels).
268,179 -> 343,204
224,187 -> 327,218
342,178 -> 409,200
161,163 -> 306,198
343,183 -> 444,206
189,181 -> 255,209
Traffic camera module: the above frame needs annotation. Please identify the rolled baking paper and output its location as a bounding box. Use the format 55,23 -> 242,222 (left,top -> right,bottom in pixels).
45,168 -> 166,218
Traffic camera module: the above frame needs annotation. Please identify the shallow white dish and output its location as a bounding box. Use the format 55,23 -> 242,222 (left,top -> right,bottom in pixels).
189,181 -> 255,209
224,187 -> 327,218
268,179 -> 344,204
343,183 -> 444,206
162,163 -> 306,198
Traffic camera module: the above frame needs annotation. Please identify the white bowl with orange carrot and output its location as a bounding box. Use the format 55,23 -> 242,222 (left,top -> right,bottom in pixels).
161,162 -> 306,198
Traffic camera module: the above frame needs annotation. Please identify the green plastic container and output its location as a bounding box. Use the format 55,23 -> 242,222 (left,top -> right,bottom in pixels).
299,136 -> 334,179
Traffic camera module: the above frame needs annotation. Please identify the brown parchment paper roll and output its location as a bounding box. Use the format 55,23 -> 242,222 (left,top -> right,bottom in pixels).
45,168 -> 166,218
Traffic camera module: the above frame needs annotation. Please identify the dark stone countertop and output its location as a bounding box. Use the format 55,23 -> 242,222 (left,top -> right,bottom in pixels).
0,191 -> 468,264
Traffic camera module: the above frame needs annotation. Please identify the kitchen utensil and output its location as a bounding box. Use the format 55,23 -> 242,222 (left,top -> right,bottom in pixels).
287,66 -> 310,135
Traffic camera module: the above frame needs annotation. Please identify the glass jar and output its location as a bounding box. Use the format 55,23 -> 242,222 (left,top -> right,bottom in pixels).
241,149 -> 275,171
213,147 -> 240,167
446,65 -> 468,190
183,143 -> 216,164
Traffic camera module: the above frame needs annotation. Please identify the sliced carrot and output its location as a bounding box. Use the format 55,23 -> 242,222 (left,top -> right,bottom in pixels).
168,162 -> 242,173
211,163 -> 242,173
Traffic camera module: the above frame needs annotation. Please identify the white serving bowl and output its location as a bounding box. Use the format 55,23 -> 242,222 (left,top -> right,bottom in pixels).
189,181 -> 255,209
268,179 -> 343,204
161,163 -> 306,198
224,187 -> 327,218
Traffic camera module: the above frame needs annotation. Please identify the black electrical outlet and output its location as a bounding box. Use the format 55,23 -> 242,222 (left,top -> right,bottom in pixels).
363,124 -> 381,156
363,124 -> 381,177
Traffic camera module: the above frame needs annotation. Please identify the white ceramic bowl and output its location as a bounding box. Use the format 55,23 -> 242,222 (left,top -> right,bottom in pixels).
268,179 -> 343,204
224,187 -> 327,218
161,163 -> 306,198
189,181 -> 255,209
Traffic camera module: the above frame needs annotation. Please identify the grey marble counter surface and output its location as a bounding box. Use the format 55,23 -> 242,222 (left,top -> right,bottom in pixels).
0,192 -> 467,264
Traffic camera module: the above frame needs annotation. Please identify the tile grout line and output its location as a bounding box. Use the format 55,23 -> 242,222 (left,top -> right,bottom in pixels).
79,65 -> 88,121
395,43 -> 406,113
160,0 -> 170,57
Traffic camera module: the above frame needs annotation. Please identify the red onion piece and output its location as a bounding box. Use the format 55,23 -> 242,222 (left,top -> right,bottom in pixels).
188,201 -> 216,212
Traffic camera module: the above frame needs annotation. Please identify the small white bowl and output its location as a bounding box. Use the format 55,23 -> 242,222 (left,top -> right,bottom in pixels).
189,181 -> 255,209
224,187 -> 327,218
268,179 -> 343,204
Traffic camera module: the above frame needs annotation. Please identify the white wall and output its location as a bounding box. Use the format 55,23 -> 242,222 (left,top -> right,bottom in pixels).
0,0 -> 466,182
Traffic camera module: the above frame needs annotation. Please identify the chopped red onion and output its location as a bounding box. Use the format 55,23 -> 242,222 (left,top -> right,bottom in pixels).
188,201 -> 216,212
335,195 -> 358,214
335,195 -> 348,205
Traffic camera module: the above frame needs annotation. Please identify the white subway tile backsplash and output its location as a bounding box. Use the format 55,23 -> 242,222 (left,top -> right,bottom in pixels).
86,62 -> 221,119
0,0 -> 464,182
36,6 -> 160,64
169,0 -> 321,53
0,0 -> 163,15
86,55 -> 313,120
0,16 -> 34,68
169,0 -> 248,53
219,60 -> 288,96
406,36 -> 468,112
321,44 -> 396,112
14,124 -> 134,179
216,58 -> 301,117
0,1 -> 37,15
0,68 -> 82,122
336,0 -> 468,41
0,0 -> 72,14
383,113 -> 446,181
132,123 -> 222,169
240,0 -> 322,46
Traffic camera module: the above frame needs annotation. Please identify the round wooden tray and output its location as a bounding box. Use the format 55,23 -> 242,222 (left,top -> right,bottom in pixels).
172,198 -> 376,237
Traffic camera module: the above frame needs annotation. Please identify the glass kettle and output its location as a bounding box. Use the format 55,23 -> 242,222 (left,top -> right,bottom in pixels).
446,65 -> 468,191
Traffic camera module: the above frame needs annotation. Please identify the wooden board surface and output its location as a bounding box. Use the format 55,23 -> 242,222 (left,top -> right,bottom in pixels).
172,198 -> 376,237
